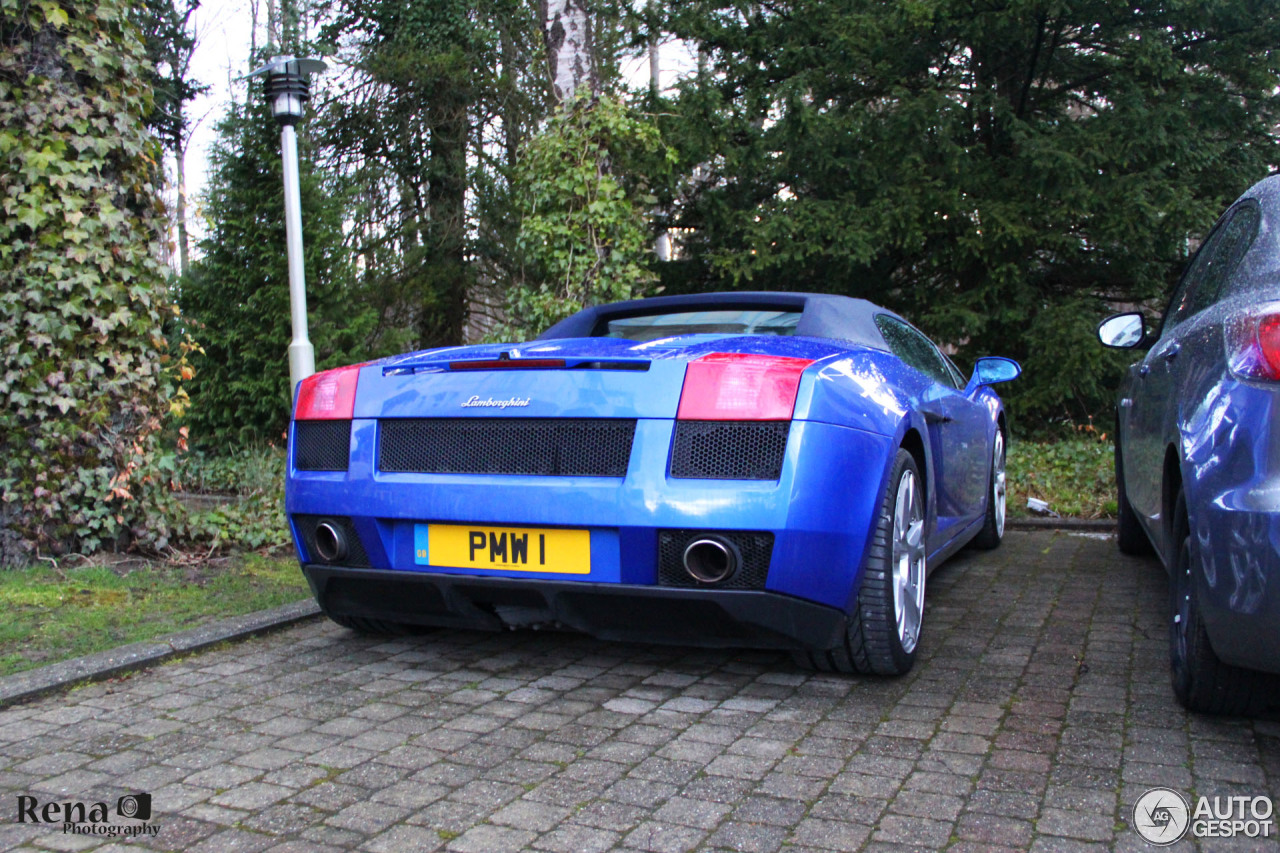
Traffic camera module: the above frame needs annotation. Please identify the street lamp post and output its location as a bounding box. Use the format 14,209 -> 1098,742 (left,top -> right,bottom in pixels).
246,55 -> 327,398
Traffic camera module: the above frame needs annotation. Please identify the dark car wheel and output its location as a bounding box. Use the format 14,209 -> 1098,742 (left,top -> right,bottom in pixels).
328,613 -> 428,636
970,429 -> 1006,550
1115,435 -> 1152,556
1169,490 -> 1265,715
795,449 -> 924,676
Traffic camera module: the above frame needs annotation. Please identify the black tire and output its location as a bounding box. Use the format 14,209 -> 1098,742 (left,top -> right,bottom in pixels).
970,428 -> 1006,551
328,613 -> 427,636
1168,490 -> 1265,715
1115,435 -> 1153,555
794,449 -> 923,676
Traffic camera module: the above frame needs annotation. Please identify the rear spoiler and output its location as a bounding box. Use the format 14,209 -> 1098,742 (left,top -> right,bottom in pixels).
384,354 -> 650,376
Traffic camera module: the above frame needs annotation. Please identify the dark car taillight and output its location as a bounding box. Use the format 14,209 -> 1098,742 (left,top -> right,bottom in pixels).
1227,309 -> 1280,381
293,364 -> 361,471
671,354 -> 812,480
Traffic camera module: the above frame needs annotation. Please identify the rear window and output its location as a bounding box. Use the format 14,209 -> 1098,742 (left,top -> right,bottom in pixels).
603,310 -> 801,342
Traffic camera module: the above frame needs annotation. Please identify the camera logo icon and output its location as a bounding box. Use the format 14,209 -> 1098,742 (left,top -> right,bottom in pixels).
1133,787 -> 1190,845
116,793 -> 152,821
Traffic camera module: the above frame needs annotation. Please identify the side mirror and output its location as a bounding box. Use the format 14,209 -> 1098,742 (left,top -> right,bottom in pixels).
965,357 -> 1021,394
1097,313 -> 1146,349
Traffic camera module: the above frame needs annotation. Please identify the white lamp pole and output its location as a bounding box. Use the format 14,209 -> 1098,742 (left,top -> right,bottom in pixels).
247,55 -> 327,398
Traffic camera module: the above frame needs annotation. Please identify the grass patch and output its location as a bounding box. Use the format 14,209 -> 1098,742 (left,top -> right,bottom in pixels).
1008,434 -> 1117,519
0,552 -> 308,677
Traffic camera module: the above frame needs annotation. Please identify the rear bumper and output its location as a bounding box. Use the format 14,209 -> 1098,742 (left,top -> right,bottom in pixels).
1183,377 -> 1280,673
303,564 -> 849,651
1191,505 -> 1280,674
288,418 -> 895,611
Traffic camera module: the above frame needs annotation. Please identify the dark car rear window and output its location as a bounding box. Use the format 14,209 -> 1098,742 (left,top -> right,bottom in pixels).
603,310 -> 802,342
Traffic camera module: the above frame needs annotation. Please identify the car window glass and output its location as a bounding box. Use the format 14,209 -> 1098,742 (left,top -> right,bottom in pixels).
875,316 -> 956,387
603,310 -> 800,341
942,352 -> 967,388
1164,222 -> 1226,333
1165,203 -> 1261,330
1219,202 -> 1262,298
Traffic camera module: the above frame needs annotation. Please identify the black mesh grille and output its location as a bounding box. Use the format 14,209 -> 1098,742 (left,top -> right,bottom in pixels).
294,421 -> 351,471
658,530 -> 774,590
293,514 -> 371,567
670,421 -> 790,480
379,418 -> 636,477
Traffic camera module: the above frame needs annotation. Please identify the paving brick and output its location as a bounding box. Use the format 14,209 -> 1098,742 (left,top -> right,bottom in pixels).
705,820 -> 788,853
654,796 -> 733,829
789,817 -> 871,852
623,820 -> 706,853
871,813 -> 954,847
210,781 -> 293,810
325,799 -> 410,834
957,811 -> 1034,847
489,799 -> 573,832
446,823 -> 537,853
533,823 -> 619,853
1036,807 -> 1115,842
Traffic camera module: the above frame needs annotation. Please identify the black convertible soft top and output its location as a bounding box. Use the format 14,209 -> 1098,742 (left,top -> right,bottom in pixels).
538,291 -> 898,349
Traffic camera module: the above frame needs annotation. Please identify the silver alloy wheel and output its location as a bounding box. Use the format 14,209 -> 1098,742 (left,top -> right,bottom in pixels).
892,469 -> 927,653
993,431 -> 1007,538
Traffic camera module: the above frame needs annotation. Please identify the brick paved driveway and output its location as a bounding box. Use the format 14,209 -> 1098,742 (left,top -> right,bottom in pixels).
2,530 -> 1279,852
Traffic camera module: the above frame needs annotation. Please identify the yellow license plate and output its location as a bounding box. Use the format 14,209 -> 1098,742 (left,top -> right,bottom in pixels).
416,524 -> 591,574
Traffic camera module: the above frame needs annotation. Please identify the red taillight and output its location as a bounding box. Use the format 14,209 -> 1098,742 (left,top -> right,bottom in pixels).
1228,311 -> 1280,381
1260,316 -> 1280,378
295,365 -> 361,420
677,353 -> 814,420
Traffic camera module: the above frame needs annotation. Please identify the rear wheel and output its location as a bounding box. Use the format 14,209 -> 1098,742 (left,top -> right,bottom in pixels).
795,449 -> 925,676
1168,489 -> 1265,714
1115,435 -> 1153,555
970,429 -> 1006,550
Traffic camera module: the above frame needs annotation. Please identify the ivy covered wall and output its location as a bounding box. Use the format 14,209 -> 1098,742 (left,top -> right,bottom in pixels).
0,0 -> 189,563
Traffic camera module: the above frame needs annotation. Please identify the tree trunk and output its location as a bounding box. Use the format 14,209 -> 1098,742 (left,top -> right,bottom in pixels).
175,137 -> 189,275
647,1 -> 659,98
541,0 -> 597,103
501,24 -> 520,170
420,97 -> 470,347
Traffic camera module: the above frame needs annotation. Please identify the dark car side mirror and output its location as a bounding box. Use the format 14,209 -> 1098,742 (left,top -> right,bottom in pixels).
964,357 -> 1021,395
1098,313 -> 1147,349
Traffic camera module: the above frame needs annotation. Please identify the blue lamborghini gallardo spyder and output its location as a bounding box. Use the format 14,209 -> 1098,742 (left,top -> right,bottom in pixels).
286,292 -> 1020,675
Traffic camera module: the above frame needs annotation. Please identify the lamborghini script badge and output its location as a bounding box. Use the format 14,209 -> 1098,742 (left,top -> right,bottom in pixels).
462,396 -> 531,409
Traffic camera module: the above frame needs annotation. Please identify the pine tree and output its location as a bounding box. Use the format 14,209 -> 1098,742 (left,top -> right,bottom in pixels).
664,0 -> 1280,426
181,94 -> 378,446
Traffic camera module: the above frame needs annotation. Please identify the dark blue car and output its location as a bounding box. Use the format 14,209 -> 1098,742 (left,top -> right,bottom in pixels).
1100,174 -> 1280,713
287,292 -> 1019,676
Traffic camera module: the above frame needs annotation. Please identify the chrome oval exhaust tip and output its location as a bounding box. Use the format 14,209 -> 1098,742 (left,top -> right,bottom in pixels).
314,521 -> 348,563
682,537 -> 740,584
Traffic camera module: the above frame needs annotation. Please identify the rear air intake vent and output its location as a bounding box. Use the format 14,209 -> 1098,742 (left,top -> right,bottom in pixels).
293,514 -> 371,567
670,421 -> 789,480
294,420 -> 351,471
658,530 -> 774,589
379,418 -> 636,477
